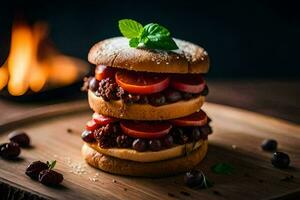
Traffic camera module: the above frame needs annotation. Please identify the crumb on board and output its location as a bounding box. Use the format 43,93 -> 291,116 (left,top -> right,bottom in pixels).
89,177 -> 99,182
67,128 -> 73,133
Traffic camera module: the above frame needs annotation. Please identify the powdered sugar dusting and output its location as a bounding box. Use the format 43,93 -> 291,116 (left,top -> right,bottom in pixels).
175,38 -> 205,63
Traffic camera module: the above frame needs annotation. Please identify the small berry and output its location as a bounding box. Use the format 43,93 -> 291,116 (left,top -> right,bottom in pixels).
132,139 -> 147,152
261,139 -> 277,151
0,142 -> 21,159
81,130 -> 95,143
148,139 -> 162,151
39,169 -> 63,186
162,135 -> 173,148
89,78 -> 99,92
8,131 -> 30,147
184,170 -> 204,188
25,161 -> 48,180
271,152 -> 290,169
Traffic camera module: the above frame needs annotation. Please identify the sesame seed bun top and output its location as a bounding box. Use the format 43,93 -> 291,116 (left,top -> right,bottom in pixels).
88,37 -> 209,74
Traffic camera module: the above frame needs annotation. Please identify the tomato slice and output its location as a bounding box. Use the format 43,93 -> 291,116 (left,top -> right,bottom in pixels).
170,74 -> 205,94
92,113 -> 117,125
115,70 -> 170,94
95,65 -> 116,81
86,120 -> 100,131
170,110 -> 207,126
120,121 -> 172,139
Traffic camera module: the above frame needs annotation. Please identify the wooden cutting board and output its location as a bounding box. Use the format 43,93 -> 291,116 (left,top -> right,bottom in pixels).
0,101 -> 300,200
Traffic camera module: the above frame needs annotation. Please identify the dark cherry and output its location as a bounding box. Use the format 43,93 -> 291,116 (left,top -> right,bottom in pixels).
25,161 -> 49,180
162,135 -> 174,148
39,169 -> 63,186
171,128 -> 189,144
200,124 -> 213,135
110,123 -> 120,134
184,169 -> 204,188
89,77 -> 99,92
271,152 -> 290,169
200,85 -> 209,96
116,135 -> 133,148
192,127 -> 201,141
148,139 -> 162,151
182,92 -> 193,100
81,130 -> 95,143
127,94 -> 140,103
132,139 -> 147,152
261,139 -> 277,151
138,95 -> 149,104
149,93 -> 166,106
164,89 -> 182,102
8,130 -> 30,147
0,142 -> 21,159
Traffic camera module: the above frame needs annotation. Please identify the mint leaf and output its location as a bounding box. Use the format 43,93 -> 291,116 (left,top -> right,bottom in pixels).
202,174 -> 214,188
143,23 -> 170,37
118,19 -> 179,50
118,19 -> 143,38
211,163 -> 234,175
129,38 -> 140,47
145,35 -> 178,50
198,171 -> 214,189
47,160 -> 57,170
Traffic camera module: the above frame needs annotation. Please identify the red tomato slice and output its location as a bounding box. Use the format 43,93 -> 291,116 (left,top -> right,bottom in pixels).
170,74 -> 205,94
95,65 -> 116,81
170,110 -> 207,126
120,121 -> 172,139
86,120 -> 100,131
92,113 -> 117,125
115,70 -> 170,94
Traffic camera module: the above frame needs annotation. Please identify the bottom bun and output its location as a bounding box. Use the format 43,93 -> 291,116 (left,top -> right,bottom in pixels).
81,141 -> 208,177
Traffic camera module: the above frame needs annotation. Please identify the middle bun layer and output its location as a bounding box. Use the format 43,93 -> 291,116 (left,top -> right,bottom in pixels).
88,90 -> 205,120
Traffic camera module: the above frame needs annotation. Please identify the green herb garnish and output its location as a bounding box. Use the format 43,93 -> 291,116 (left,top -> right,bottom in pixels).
47,160 -> 57,170
211,163 -> 234,175
118,19 -> 179,50
200,171 -> 214,189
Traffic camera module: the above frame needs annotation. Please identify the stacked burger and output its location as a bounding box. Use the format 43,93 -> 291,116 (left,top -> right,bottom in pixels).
81,35 -> 212,177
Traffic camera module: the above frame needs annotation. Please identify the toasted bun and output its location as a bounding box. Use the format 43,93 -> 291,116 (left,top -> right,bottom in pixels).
88,90 -> 205,120
88,37 -> 209,74
81,141 -> 208,177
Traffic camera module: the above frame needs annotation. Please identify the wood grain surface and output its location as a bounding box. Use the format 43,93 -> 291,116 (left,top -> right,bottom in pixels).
0,102 -> 299,200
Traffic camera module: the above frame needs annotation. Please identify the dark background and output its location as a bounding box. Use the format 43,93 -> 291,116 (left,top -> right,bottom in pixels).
1,0 -> 300,78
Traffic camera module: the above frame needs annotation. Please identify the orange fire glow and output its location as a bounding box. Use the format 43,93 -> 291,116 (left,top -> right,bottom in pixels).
0,21 -> 88,96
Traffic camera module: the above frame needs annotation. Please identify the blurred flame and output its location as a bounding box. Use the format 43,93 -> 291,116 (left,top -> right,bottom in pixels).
0,21 -> 86,96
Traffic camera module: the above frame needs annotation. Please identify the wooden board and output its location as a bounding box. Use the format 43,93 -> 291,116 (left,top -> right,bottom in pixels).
0,101 -> 300,200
